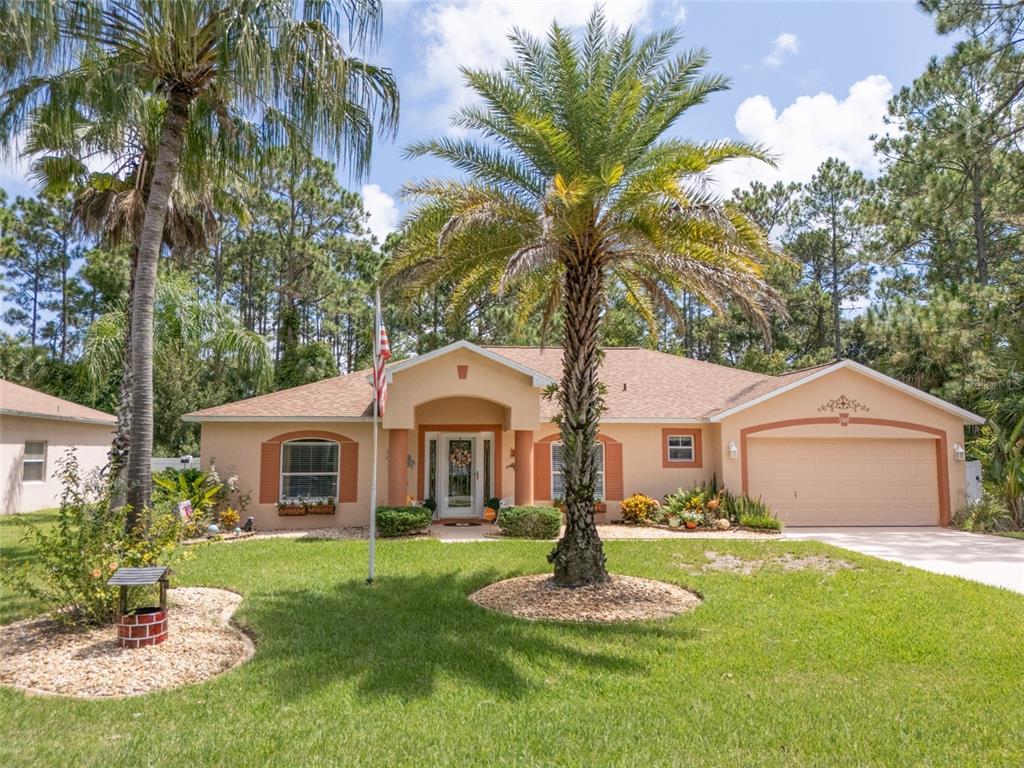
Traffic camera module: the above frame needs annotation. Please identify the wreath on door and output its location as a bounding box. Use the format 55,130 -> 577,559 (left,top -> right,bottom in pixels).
449,447 -> 472,469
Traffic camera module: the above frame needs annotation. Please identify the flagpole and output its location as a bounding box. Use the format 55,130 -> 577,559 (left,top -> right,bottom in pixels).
367,287 -> 380,584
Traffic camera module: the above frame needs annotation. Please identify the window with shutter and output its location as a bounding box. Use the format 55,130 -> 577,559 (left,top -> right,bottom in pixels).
551,441 -> 604,500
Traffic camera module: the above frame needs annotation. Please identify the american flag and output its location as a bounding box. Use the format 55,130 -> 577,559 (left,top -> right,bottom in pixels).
373,300 -> 391,417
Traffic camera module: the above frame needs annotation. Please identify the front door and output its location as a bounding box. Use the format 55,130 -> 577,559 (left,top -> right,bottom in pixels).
439,435 -> 477,518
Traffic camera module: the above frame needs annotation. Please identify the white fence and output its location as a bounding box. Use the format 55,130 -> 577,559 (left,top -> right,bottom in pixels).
152,456 -> 201,473
965,460 -> 982,505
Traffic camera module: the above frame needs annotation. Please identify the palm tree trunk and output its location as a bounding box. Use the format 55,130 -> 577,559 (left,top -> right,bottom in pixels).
124,89 -> 191,527
548,256 -> 608,586
108,243 -> 138,510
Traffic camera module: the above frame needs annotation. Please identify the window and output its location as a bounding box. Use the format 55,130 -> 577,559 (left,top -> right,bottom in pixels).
551,441 -> 604,500
667,434 -> 695,462
280,439 -> 339,498
22,441 -> 46,482
483,438 -> 492,501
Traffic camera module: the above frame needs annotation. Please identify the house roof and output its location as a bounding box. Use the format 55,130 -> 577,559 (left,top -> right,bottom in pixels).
707,358 -> 986,424
385,340 -> 555,387
183,345 -> 984,425
0,379 -> 117,426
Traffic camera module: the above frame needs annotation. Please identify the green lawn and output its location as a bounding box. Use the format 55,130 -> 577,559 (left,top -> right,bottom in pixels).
1,515 -> 1022,767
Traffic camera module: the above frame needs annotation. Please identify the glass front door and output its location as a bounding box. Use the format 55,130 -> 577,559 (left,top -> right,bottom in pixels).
438,435 -> 478,518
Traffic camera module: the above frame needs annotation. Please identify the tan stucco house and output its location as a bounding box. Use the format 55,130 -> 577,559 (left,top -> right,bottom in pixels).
184,341 -> 984,530
1,380 -> 116,515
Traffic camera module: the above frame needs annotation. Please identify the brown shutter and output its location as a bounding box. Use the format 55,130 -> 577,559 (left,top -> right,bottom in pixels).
339,441 -> 359,503
604,441 -> 623,501
259,441 -> 280,504
534,442 -> 551,501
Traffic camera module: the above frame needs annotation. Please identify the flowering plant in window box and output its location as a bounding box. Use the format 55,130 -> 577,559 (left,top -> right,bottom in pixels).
554,498 -> 606,515
277,496 -> 336,515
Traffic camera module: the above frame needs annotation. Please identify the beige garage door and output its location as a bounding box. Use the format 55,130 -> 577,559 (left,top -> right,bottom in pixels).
746,438 -> 939,526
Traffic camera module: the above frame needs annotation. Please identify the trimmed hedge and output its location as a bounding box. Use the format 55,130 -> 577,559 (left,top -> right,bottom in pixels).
498,505 -> 561,539
375,506 -> 433,538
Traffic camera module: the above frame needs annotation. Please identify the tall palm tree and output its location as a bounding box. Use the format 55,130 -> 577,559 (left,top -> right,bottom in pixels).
23,74 -> 245,508
1,0 -> 399,520
392,11 -> 781,586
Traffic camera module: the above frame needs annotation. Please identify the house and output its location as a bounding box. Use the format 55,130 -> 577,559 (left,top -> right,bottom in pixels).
184,341 -> 984,530
1,380 -> 116,514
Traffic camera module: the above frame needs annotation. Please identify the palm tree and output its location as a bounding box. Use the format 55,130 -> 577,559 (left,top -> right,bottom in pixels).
391,11 -> 781,586
23,79 -> 225,506
1,0 -> 399,520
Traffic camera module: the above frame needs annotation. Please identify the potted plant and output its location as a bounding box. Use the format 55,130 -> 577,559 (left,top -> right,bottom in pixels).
681,511 -> 702,529
666,511 -> 681,528
592,499 -> 607,515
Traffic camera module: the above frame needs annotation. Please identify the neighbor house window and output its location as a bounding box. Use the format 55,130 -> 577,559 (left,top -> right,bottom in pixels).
280,439 -> 339,498
551,441 -> 604,500
22,441 -> 46,482
666,434 -> 695,462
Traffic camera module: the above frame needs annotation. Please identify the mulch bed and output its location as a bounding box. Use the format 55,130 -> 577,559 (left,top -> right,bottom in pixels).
0,588 -> 254,699
469,574 -> 701,623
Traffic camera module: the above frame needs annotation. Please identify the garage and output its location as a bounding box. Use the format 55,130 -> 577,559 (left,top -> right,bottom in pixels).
746,437 -> 940,526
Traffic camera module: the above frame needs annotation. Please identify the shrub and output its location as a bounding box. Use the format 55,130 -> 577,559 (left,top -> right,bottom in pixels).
738,513 -> 781,531
153,468 -> 223,537
620,493 -> 660,525
219,508 -> 241,530
376,506 -> 433,537
2,450 -> 185,625
954,493 -> 1014,532
498,506 -> 561,539
733,496 -> 781,530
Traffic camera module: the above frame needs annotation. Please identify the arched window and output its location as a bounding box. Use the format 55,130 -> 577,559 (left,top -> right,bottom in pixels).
551,441 -> 605,500
280,439 -> 339,499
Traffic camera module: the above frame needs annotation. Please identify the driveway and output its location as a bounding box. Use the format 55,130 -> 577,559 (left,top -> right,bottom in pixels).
785,527 -> 1024,594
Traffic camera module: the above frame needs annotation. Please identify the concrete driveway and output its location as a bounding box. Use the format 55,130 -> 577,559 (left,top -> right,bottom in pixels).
785,527 -> 1024,594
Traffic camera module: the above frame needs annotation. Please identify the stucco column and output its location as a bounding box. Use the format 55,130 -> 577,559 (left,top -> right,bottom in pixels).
387,429 -> 409,506
514,430 -> 534,506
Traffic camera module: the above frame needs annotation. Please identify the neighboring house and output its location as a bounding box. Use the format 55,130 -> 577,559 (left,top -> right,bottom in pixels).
184,341 -> 984,530
1,380 -> 116,514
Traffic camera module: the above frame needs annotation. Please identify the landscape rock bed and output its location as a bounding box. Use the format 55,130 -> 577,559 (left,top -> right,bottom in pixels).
0,588 -> 253,699
470,574 -> 701,623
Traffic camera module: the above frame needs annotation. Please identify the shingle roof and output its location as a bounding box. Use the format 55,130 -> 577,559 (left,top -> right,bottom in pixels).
185,345 -> 819,422
0,379 -> 116,425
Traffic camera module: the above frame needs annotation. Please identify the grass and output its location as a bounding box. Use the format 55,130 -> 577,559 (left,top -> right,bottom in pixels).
1,513 -> 1022,767
994,530 -> 1024,540
0,510 -> 58,623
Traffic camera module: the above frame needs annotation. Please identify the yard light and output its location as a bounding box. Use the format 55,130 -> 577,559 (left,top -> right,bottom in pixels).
953,444 -> 966,461
728,441 -> 739,459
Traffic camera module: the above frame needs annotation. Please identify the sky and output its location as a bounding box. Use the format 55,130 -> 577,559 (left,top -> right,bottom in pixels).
0,1 -> 957,245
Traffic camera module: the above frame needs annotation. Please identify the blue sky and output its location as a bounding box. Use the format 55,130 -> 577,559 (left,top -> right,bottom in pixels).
1,1 -> 957,244
354,0 -> 956,240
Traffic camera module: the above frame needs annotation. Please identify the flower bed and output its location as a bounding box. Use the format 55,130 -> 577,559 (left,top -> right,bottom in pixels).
618,484 -> 783,533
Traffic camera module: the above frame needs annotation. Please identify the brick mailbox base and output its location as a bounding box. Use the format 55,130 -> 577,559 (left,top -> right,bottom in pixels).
117,608 -> 168,648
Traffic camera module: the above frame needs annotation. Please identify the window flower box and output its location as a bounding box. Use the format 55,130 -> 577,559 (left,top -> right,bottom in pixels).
277,497 -> 336,516
555,500 -> 607,515
306,504 -> 336,515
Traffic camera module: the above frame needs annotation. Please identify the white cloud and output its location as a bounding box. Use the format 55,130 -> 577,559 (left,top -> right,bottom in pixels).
763,32 -> 799,68
710,74 -> 894,195
410,0 -> 682,128
361,183 -> 399,242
